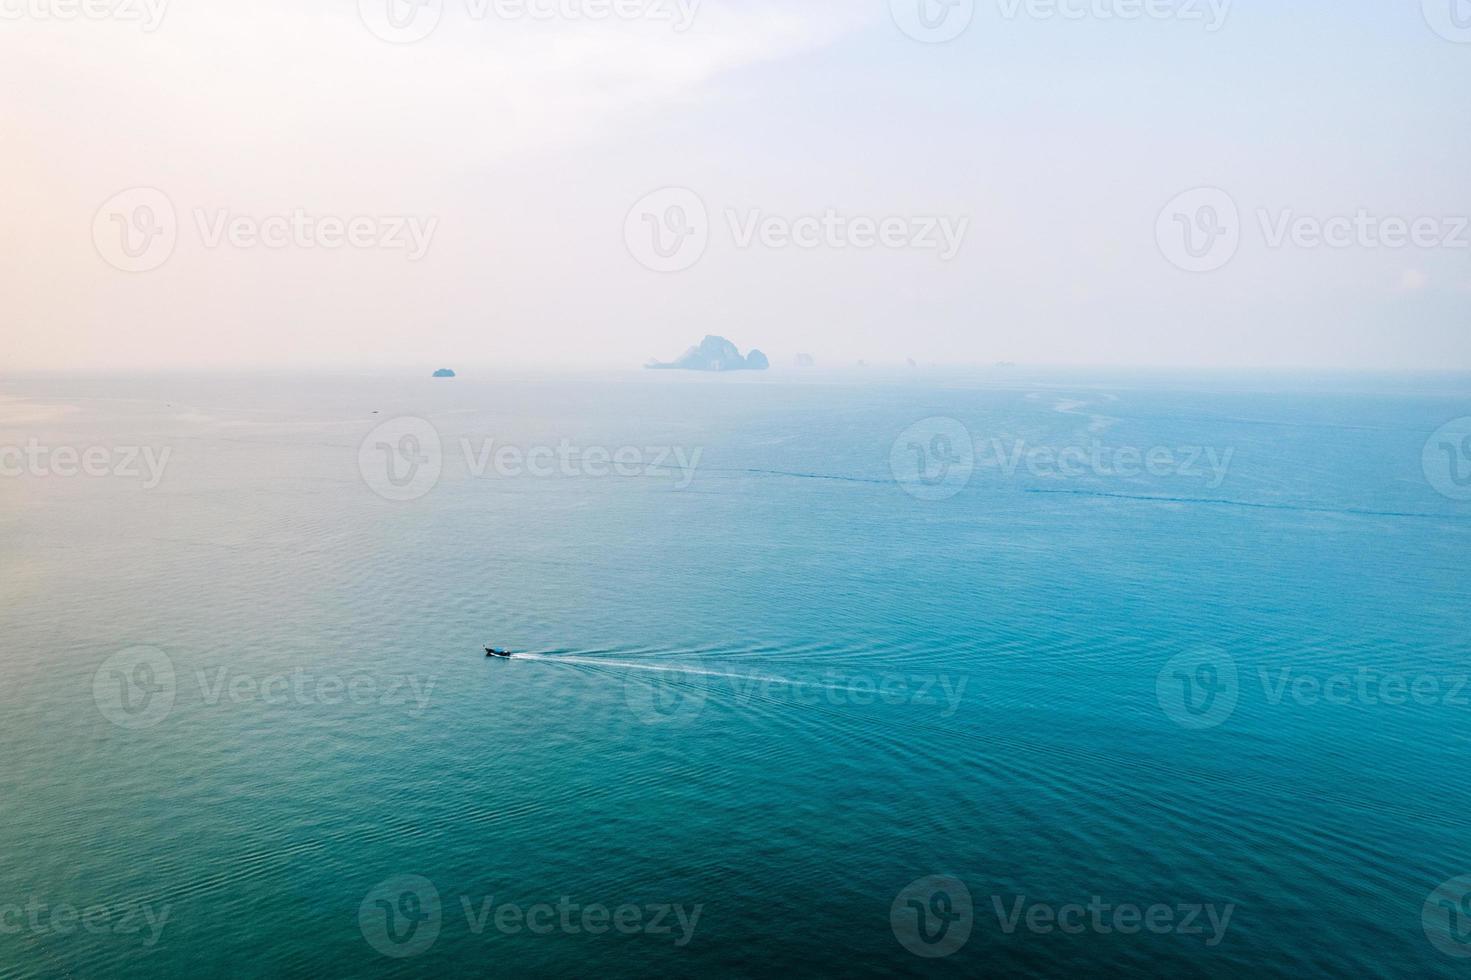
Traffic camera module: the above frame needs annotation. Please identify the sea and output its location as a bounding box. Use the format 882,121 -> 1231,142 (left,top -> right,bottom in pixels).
1,368 -> 1469,978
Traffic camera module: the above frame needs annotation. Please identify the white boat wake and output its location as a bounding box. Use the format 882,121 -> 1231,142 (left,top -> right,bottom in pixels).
510,653 -> 883,696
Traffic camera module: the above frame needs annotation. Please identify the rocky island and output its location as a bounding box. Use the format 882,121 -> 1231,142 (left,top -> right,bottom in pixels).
647,336 -> 769,372
432,368 -> 457,378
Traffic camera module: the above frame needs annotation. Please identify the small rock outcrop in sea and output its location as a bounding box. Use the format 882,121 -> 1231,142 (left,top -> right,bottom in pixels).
433,369 -> 456,378
795,353 -> 816,368
646,336 -> 770,372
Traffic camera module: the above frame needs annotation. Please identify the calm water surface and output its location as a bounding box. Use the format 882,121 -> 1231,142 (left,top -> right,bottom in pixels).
1,369 -> 1469,978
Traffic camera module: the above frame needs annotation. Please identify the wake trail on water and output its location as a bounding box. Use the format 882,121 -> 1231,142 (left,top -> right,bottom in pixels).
510,654 -> 891,695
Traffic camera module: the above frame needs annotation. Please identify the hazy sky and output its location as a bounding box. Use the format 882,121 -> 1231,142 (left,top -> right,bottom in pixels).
3,0 -> 1469,371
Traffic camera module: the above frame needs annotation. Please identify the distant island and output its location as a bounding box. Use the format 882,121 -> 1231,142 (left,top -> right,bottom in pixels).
432,369 -> 456,378
795,353 -> 816,368
647,336 -> 769,372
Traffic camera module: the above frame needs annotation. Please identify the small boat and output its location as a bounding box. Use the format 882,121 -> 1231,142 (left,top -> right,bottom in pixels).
485,647 -> 513,659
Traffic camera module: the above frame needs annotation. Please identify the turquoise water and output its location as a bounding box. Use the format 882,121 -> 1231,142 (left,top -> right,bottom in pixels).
1,369 -> 1469,977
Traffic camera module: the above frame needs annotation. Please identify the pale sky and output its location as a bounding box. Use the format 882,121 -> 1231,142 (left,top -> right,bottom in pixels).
2,0 -> 1469,371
